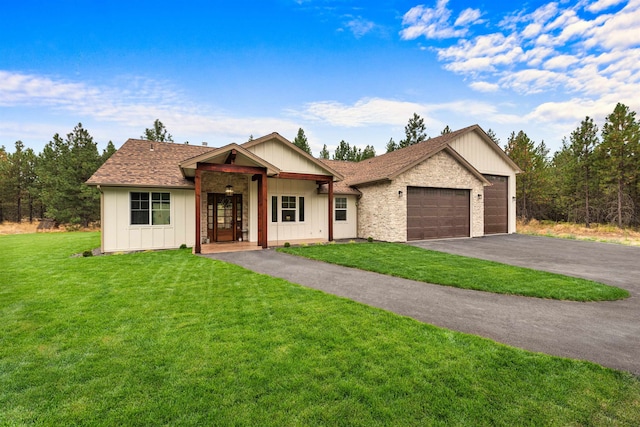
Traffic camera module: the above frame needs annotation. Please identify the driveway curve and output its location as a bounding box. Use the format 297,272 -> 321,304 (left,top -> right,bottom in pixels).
206,235 -> 640,375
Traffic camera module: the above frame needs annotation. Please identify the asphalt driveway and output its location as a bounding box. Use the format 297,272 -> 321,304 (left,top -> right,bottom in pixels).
206,234 -> 640,375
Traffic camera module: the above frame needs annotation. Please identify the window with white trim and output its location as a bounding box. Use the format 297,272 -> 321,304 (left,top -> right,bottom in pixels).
281,196 -> 297,222
130,192 -> 170,225
335,197 -> 347,221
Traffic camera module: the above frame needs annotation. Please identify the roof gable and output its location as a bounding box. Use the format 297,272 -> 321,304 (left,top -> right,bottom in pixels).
320,125 -> 499,189
179,143 -> 281,177
242,132 -> 343,180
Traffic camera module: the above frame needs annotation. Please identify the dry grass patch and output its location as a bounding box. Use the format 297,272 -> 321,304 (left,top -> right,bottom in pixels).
0,221 -> 98,235
518,219 -> 640,246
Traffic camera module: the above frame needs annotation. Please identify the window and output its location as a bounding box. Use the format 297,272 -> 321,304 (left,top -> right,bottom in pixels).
131,192 -> 170,225
298,197 -> 305,222
335,197 -> 347,221
281,196 -> 296,222
271,196 -> 278,222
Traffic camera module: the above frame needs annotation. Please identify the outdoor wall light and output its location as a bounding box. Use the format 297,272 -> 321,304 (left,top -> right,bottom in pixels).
512,196 -> 516,201
398,190 -> 403,197
225,184 -> 234,196
477,193 -> 482,200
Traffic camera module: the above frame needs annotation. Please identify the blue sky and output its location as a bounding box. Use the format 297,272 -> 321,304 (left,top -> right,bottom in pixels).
1,0 -> 638,156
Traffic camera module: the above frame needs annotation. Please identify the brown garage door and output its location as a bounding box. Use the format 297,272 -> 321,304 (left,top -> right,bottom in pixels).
484,175 -> 508,234
407,187 -> 470,240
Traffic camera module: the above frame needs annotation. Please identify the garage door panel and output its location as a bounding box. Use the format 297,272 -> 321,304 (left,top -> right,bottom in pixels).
407,187 -> 470,240
483,175 -> 508,234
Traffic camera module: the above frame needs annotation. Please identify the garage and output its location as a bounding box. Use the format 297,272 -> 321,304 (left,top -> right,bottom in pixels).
407,187 -> 470,240
483,175 -> 508,234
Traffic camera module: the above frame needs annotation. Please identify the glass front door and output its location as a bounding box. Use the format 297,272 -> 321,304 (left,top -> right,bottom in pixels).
208,193 -> 242,242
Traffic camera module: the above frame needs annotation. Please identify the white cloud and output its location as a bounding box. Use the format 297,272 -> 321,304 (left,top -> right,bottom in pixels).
499,69 -> 570,94
345,16 -> 376,38
543,54 -> 580,69
584,0 -> 640,49
469,81 -> 500,92
0,70 -> 300,146
295,98 -> 437,127
587,0 -> 627,13
400,0 -> 474,40
454,8 -> 482,27
437,33 -> 524,73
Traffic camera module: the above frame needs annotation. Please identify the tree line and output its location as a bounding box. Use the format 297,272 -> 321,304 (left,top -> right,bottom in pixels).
505,103 -> 640,228
2,108 -> 638,229
0,120 -> 174,226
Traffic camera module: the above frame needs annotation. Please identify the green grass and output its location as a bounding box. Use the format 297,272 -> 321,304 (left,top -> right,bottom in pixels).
1,233 -> 639,426
278,242 -> 629,301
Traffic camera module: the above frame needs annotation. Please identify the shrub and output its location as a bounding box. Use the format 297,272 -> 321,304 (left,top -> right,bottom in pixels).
284,242 -> 291,248
82,250 -> 93,257
179,244 -> 187,249
367,236 -> 373,242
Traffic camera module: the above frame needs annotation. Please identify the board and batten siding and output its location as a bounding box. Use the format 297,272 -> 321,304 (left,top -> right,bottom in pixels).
332,195 -> 358,240
248,179 -> 357,244
245,139 -> 329,175
448,131 -> 518,234
100,187 -> 195,253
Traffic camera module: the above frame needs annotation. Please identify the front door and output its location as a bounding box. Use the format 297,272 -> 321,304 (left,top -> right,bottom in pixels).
208,193 -> 242,242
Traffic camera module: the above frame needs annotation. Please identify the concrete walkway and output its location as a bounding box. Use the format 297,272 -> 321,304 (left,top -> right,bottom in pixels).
205,235 -> 640,375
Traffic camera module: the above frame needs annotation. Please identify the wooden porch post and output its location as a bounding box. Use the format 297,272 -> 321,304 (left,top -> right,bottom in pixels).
259,171 -> 268,248
328,179 -> 334,242
195,168 -> 202,254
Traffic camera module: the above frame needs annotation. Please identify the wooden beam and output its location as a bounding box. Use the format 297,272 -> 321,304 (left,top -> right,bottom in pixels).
224,149 -> 237,165
277,172 -> 332,182
197,162 -> 265,175
256,172 -> 268,248
328,179 -> 334,242
195,169 -> 202,254
262,171 -> 268,248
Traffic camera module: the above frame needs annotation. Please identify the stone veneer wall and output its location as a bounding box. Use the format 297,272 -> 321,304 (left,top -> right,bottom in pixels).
199,173 -> 249,243
357,151 -> 485,242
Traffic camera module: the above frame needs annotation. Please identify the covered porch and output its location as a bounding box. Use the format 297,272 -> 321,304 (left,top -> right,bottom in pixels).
180,142 -> 339,254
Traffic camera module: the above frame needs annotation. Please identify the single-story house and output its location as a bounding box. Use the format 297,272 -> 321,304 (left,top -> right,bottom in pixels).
86,124 -> 521,253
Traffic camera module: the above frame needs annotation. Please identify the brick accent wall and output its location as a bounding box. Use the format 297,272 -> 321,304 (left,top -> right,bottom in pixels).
357,151 -> 485,242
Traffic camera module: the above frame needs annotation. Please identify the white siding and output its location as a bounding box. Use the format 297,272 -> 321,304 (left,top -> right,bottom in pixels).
333,195 -> 358,240
100,187 -> 195,253
246,139 -> 329,175
449,131 -> 518,234
265,178 -> 328,244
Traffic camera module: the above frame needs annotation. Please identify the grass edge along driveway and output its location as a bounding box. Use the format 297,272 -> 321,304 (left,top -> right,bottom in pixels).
279,242 -> 629,301
1,232 -> 639,425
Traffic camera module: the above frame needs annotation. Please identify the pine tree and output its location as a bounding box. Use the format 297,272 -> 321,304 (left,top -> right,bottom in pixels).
102,141 -> 117,163
142,119 -> 173,142
598,103 -> 640,227
486,128 -> 500,145
0,146 -> 8,223
504,131 -> 550,220
333,140 -> 351,161
567,117 -> 599,227
385,138 -> 398,153
292,128 -> 312,155
38,123 -> 103,227
361,145 -> 376,160
319,144 -> 330,159
399,113 -> 427,148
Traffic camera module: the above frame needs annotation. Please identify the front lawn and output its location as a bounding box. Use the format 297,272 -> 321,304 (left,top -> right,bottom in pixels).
279,242 -> 629,301
1,233 -> 639,425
